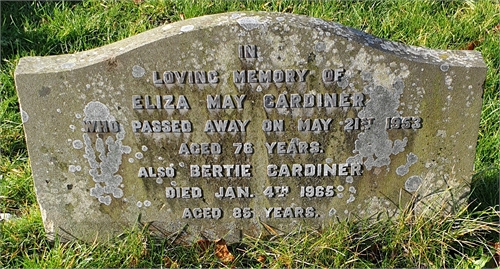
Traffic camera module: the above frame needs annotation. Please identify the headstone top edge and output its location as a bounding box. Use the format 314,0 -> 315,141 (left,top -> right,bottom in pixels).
14,11 -> 486,75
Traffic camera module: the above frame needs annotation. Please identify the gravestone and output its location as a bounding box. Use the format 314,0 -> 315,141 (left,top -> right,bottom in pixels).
15,12 -> 486,242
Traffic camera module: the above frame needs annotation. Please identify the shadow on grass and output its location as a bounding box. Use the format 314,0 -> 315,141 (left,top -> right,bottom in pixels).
469,166 -> 500,213
468,166 -> 499,246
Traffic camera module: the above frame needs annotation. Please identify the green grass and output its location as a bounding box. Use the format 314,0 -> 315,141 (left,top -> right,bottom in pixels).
1,0 -> 499,268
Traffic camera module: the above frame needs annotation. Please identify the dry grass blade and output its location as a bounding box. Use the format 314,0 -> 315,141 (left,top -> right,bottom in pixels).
260,220 -> 282,237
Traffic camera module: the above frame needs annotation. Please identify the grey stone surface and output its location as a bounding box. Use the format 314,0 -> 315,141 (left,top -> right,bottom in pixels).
15,12 -> 486,243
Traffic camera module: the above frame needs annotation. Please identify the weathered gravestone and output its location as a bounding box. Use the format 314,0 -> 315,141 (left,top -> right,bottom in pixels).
15,12 -> 486,242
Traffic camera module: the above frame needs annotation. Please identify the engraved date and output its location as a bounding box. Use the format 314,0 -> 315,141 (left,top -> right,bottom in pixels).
343,117 -> 375,131
263,186 -> 289,198
386,116 -> 422,130
299,185 -> 335,198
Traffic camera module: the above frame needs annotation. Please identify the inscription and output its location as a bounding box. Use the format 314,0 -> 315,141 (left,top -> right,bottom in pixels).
267,163 -> 362,177
182,208 -> 222,219
263,186 -> 289,198
299,186 -> 335,198
153,71 -> 219,85
132,120 -> 192,133
204,120 -> 250,133
207,95 -> 246,109
166,187 -> 203,198
322,69 -> 345,83
190,164 -> 252,178
297,118 -> 333,132
233,69 -> 308,84
263,93 -> 365,109
179,143 -> 222,155
264,207 -> 317,218
232,142 -> 254,154
215,187 -> 253,199
265,140 -> 321,154
343,117 -> 375,131
238,45 -> 257,59
83,120 -> 120,133
106,42 -> 421,223
232,207 -> 253,219
262,119 -> 285,132
125,41 -> 416,225
386,116 -> 423,129
132,95 -> 190,110
137,42 -> 409,224
138,167 -> 175,178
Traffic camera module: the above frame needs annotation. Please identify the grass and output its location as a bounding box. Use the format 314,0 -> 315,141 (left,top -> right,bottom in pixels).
1,0 -> 499,267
